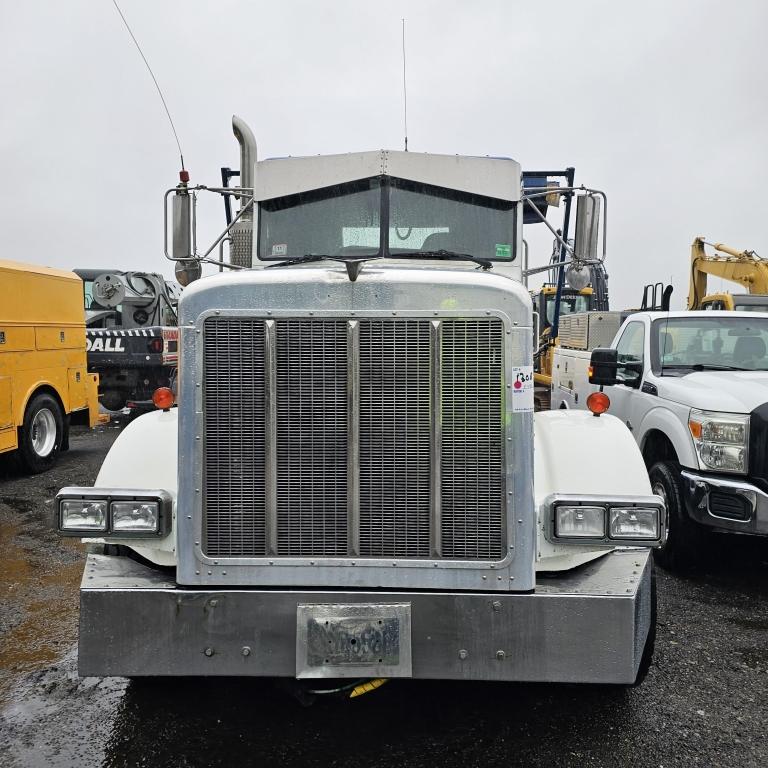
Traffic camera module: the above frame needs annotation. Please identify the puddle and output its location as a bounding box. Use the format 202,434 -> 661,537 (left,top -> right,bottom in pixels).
0,518 -> 84,706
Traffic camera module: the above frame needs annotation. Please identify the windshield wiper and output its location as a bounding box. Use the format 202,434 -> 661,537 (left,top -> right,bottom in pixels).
393,250 -> 493,270
690,363 -> 753,371
265,255 -> 330,268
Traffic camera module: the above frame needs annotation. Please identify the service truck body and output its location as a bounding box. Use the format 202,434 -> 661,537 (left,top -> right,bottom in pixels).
57,121 -> 664,685
0,259 -> 99,472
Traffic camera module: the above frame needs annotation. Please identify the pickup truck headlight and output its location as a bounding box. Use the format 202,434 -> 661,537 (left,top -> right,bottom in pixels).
688,409 -> 749,474
56,488 -> 171,537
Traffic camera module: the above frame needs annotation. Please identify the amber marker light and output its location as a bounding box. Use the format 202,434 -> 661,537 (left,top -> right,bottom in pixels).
688,419 -> 702,439
586,391 -> 610,416
152,387 -> 175,411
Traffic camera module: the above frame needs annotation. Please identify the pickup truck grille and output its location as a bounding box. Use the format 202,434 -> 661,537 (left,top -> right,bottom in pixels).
202,316 -> 504,561
749,403 -> 768,493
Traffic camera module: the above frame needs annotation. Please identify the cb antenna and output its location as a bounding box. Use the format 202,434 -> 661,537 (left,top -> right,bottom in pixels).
402,18 -> 408,151
111,0 -> 186,174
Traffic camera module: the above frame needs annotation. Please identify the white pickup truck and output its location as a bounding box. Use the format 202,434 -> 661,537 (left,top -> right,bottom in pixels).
552,310 -> 768,568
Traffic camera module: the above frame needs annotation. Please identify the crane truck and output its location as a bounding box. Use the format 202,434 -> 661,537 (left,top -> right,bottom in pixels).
55,116 -> 665,690
75,269 -> 181,411
688,236 -> 768,312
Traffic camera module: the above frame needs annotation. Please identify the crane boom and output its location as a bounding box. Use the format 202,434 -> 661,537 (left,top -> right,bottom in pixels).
688,236 -> 768,309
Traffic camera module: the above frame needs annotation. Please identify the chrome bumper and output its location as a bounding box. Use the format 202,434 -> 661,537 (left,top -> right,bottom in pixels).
681,470 -> 768,535
79,550 -> 653,684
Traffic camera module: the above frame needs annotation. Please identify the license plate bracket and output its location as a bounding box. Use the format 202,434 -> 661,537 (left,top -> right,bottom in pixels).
296,603 -> 412,679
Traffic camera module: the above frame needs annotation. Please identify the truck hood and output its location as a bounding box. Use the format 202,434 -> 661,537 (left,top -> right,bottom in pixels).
657,371 -> 768,414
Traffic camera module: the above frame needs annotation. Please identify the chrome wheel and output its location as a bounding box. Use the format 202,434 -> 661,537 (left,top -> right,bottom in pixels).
31,408 -> 57,457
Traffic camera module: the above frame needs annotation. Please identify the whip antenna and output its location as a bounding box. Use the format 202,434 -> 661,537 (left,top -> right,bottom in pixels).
402,18 -> 408,151
111,0 -> 186,171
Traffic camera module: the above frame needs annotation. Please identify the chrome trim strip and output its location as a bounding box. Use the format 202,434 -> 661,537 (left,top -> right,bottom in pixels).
264,319 -> 278,556
430,319 -> 442,557
347,320 -> 360,556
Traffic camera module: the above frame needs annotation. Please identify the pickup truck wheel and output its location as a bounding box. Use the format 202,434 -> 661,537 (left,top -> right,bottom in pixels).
17,394 -> 65,474
650,460 -> 704,572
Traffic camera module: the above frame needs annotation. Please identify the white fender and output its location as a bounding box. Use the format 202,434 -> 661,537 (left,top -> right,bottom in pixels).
534,410 -> 654,571
635,404 -> 697,469
95,408 -> 179,566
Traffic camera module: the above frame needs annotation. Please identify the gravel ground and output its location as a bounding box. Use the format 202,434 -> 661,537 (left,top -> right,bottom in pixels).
0,420 -> 767,767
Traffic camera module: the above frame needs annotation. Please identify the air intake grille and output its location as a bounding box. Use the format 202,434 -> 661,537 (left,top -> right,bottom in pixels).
359,320 -> 432,557
203,318 -> 266,556
440,321 -> 504,558
202,316 -> 505,561
276,320 -> 348,555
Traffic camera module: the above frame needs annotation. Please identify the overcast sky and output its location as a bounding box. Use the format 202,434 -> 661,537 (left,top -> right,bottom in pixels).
1,0 -> 766,309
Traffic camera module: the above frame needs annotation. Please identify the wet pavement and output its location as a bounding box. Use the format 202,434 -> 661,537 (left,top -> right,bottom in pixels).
1,420 -> 767,767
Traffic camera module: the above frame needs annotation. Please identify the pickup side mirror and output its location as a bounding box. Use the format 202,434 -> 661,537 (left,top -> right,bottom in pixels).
589,348 -> 619,386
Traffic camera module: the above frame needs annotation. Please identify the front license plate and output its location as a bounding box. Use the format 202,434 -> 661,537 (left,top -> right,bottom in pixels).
296,603 -> 412,679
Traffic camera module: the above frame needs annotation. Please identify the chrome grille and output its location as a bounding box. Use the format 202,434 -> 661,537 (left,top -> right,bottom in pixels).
440,321 -> 504,559
202,316 -> 505,561
276,320 -> 348,556
203,318 -> 265,557
359,320 -> 431,557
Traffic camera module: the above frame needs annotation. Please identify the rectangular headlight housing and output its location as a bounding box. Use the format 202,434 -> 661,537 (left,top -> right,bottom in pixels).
548,495 -> 666,547
609,507 -> 659,539
689,409 -> 749,474
56,488 -> 171,538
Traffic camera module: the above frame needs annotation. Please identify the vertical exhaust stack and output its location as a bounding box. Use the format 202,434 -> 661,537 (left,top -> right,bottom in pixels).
230,115 -> 257,268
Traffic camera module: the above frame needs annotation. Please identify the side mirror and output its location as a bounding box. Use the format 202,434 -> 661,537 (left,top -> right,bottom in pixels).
589,347 -> 618,386
619,358 -> 644,388
172,190 -> 193,261
574,194 -> 601,262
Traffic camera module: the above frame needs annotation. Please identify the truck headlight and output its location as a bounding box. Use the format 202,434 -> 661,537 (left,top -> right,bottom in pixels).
555,506 -> 605,538
111,501 -> 160,533
609,507 -> 659,539
60,499 -> 108,532
56,488 -> 171,537
548,495 -> 666,547
689,409 -> 749,474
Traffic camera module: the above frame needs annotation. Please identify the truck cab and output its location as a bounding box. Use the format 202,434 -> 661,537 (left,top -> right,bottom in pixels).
55,118 -> 664,687
553,310 -> 768,569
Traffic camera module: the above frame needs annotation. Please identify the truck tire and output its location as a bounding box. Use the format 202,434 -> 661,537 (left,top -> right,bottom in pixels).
650,460 -> 705,572
18,393 -> 65,474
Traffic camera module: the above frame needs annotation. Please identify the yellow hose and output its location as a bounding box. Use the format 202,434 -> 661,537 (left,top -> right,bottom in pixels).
349,678 -> 388,698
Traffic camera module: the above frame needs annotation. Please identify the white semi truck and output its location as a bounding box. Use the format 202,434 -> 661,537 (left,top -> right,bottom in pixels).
55,117 -> 665,689
552,310 -> 768,569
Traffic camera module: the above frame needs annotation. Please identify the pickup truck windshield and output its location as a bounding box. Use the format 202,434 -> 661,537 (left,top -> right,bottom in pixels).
257,176 -> 516,262
653,316 -> 768,372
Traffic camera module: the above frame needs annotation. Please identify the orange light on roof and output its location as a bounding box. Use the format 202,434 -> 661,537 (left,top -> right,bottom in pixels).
152,387 -> 175,411
689,419 -> 702,439
587,391 -> 610,416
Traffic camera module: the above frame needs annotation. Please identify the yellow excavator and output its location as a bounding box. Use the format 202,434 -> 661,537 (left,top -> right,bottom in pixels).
688,236 -> 768,312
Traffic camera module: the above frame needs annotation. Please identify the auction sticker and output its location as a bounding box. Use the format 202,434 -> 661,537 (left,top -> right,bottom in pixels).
271,243 -> 288,256
510,365 -> 534,412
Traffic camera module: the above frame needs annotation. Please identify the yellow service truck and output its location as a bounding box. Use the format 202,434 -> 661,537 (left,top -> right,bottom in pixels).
0,260 -> 100,473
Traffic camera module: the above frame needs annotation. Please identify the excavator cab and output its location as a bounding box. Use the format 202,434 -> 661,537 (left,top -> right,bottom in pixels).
533,285 -> 595,331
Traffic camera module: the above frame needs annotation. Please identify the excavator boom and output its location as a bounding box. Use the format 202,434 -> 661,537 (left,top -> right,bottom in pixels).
688,236 -> 768,309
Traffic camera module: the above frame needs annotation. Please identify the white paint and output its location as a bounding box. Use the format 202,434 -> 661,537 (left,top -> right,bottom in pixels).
533,409 -> 654,570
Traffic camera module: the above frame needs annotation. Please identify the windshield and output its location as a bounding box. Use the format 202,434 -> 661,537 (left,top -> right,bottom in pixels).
257,176 -> 516,262
734,302 -> 768,313
544,293 -> 591,325
653,316 -> 768,372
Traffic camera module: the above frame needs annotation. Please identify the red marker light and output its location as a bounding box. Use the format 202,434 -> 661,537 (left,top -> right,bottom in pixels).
586,391 -> 610,416
152,387 -> 175,411
179,169 -> 190,183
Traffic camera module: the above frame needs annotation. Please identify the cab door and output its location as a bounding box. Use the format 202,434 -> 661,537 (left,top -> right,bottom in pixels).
605,320 -> 649,437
